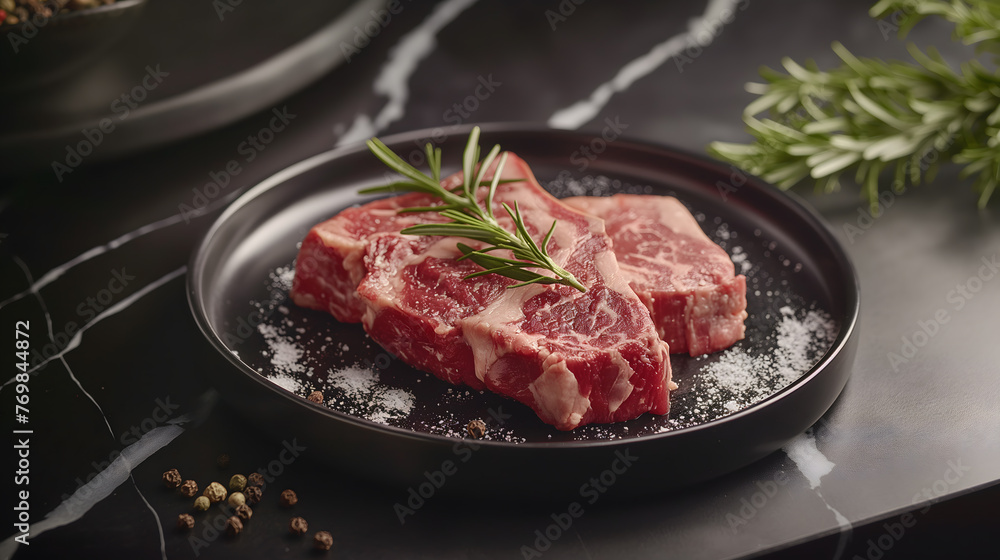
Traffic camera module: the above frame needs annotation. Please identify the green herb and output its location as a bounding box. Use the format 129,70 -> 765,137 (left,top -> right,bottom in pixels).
709,0 -> 1000,210
360,127 -> 586,292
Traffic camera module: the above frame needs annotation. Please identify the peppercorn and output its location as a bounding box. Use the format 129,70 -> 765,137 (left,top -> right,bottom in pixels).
228,474 -> 247,492
228,492 -> 246,508
217,453 -> 230,469
179,480 -> 198,497
467,419 -> 486,439
279,489 -> 298,507
203,482 -> 227,503
307,391 -> 324,403
314,530 -> 333,551
289,516 -> 308,535
244,485 -> 262,505
162,468 -> 182,489
235,503 -> 253,522
176,513 -> 195,531
247,472 -> 264,488
225,516 -> 243,537
193,496 -> 211,511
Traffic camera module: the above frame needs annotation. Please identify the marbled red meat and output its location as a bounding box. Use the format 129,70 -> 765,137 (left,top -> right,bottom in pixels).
291,155 -> 672,430
562,194 -> 747,356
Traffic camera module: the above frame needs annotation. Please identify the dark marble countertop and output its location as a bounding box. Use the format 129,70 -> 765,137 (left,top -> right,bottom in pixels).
2,1 -> 998,559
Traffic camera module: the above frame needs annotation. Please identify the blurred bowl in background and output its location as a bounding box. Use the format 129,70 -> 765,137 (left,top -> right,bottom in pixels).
0,0 -> 148,92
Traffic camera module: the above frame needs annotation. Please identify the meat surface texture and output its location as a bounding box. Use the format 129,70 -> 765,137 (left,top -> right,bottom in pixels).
562,194 -> 747,356
291,155 -> 672,430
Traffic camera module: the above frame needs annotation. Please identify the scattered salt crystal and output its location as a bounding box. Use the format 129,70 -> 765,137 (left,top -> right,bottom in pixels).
258,324 -> 307,376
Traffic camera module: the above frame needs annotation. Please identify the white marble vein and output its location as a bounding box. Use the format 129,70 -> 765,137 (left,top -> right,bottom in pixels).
0,420 -> 188,560
548,0 -> 742,129
0,192 -> 238,312
1,266 -> 187,389
783,432 -> 835,489
784,431 -> 851,559
9,257 -> 169,560
338,0 -> 479,145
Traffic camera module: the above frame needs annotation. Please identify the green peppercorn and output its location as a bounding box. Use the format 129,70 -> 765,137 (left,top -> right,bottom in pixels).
229,474 -> 247,493
193,496 -> 211,511
204,482 -> 227,503
228,492 -> 246,508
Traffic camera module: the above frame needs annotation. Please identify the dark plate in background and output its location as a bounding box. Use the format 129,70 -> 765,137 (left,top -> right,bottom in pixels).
188,124 -> 859,498
0,0 -> 382,170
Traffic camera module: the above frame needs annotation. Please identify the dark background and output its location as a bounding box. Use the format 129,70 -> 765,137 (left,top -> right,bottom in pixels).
1,0 -> 998,558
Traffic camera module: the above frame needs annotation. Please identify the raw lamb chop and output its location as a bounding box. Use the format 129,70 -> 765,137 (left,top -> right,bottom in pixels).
562,194 -> 747,356
291,155 -> 672,430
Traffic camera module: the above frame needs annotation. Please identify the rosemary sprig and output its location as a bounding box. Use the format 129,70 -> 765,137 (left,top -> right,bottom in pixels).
359,127 -> 586,292
709,0 -> 1000,209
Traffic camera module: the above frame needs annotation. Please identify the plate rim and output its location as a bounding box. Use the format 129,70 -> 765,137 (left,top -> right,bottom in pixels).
187,122 -> 860,450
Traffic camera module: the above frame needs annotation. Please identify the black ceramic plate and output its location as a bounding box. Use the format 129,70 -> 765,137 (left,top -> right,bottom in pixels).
188,124 -> 859,498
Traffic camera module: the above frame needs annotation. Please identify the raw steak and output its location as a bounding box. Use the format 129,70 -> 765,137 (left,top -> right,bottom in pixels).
291,155 -> 672,430
562,194 -> 747,356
